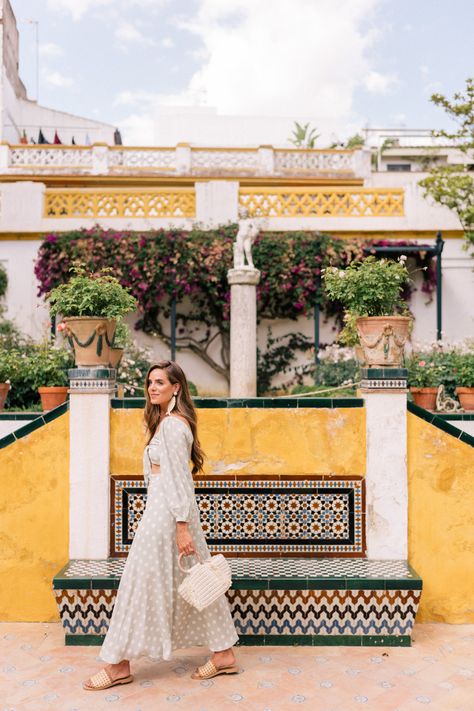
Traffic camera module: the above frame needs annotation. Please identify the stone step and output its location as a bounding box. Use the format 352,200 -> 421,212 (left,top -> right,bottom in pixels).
53,558 -> 422,647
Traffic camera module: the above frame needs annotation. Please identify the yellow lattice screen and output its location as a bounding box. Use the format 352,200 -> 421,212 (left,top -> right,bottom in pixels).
239,187 -> 404,217
44,188 -> 196,218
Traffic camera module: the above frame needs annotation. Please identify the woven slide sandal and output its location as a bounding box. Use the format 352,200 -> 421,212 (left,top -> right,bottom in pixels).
191,659 -> 239,680
83,668 -> 134,691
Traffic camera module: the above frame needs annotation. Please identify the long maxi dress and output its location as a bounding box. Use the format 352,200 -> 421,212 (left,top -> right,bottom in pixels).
100,415 -> 239,664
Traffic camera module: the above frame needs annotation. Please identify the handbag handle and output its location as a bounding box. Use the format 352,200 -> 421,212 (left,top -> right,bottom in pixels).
178,551 -> 202,574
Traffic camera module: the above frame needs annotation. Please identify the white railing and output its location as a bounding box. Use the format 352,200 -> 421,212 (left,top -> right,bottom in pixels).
0,143 -> 370,177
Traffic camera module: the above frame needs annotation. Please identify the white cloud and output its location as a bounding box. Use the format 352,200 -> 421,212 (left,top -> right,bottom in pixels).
47,0 -> 113,21
364,70 -> 399,94
39,42 -> 64,58
43,69 -> 74,87
161,0 -> 387,136
162,37 -> 174,48
114,21 -> 155,46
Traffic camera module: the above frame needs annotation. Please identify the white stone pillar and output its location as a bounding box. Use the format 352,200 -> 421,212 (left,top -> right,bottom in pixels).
0,144 -> 10,172
68,367 -> 116,559
258,145 -> 274,175
195,180 -> 239,226
176,142 -> 191,174
91,143 -> 109,174
228,267 -> 260,397
362,368 -> 408,559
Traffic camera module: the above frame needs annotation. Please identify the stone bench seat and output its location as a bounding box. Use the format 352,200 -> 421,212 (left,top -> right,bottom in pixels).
53,557 -> 422,647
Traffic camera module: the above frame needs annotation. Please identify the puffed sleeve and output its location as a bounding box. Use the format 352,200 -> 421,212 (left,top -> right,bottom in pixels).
160,416 -> 195,522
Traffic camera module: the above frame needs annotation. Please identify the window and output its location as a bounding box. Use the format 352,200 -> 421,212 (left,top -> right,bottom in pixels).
386,164 -> 411,172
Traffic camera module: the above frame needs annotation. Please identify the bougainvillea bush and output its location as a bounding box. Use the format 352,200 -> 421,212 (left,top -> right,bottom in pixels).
35,227 -> 367,381
34,227 -> 436,387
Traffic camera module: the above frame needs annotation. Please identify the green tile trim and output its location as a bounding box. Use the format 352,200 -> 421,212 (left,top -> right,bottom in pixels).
69,367 -> 116,379
0,401 -> 69,450
436,413 -> 474,421
65,635 -> 105,646
408,401 -> 474,449
361,368 -> 408,379
236,635 -> 411,647
64,633 -> 411,648
111,397 -> 364,410
0,413 -> 42,420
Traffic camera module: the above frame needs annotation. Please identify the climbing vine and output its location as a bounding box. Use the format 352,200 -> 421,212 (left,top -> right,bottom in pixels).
34,227 -> 435,383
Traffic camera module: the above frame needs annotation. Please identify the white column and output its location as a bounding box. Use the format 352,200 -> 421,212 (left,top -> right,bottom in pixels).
195,180 -> 239,226
258,145 -> 274,175
228,267 -> 260,397
91,143 -> 109,174
176,143 -> 191,174
69,368 -> 115,559
0,181 -> 44,231
364,385 -> 408,559
0,144 -> 10,171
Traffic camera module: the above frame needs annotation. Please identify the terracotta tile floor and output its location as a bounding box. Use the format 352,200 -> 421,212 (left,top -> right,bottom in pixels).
0,623 -> 473,711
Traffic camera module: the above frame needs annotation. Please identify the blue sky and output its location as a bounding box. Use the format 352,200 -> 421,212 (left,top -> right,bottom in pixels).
11,0 -> 474,144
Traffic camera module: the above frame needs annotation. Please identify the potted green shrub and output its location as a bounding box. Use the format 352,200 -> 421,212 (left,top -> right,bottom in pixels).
455,352 -> 474,410
32,341 -> 75,410
48,266 -> 137,367
406,353 -> 442,410
323,256 -> 412,367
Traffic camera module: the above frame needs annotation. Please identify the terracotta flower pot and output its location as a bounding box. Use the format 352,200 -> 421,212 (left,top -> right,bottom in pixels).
63,317 -> 116,367
456,387 -> 474,411
38,386 -> 69,411
410,387 -> 438,410
356,316 -> 412,367
0,382 -> 10,411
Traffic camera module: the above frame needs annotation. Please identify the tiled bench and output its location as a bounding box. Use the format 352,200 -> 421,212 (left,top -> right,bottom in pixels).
53,557 -> 422,647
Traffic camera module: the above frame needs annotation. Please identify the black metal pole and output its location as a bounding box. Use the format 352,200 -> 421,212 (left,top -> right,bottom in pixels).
170,297 -> 176,361
435,231 -> 444,341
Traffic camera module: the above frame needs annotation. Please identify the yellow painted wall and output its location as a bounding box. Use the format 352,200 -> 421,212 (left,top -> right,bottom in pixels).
110,407 -> 366,477
0,414 -> 69,621
408,413 -> 474,623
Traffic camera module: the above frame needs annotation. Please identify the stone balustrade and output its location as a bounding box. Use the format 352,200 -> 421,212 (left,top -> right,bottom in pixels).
0,142 -> 370,177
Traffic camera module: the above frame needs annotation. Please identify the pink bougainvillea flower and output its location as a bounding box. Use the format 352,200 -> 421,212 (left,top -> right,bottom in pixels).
418,360 -> 426,366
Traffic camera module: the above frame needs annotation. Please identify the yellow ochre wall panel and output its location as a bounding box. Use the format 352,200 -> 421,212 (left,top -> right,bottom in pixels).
0,414 -> 69,621
408,413 -> 474,623
110,407 -> 366,477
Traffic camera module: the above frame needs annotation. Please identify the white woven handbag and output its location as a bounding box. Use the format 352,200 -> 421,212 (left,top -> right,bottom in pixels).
177,552 -> 232,612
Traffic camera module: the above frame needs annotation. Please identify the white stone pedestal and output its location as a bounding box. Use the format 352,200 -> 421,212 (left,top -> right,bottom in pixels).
362,372 -> 408,560
228,267 -> 261,397
68,368 -> 116,559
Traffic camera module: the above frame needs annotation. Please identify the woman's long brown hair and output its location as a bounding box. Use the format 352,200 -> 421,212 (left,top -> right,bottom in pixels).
144,360 -> 204,474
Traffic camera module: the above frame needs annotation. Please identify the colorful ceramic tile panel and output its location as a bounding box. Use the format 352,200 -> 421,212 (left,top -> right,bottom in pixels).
110,475 -> 365,557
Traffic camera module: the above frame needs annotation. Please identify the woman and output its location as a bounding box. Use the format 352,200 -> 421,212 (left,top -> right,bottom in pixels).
84,361 -> 239,691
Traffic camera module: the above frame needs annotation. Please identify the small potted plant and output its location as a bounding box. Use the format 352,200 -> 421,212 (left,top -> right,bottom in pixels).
32,341 -> 75,410
455,352 -> 474,410
323,256 -> 412,367
406,353 -> 442,410
48,265 -> 137,367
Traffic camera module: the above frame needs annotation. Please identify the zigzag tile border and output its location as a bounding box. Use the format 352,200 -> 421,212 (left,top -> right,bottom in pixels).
53,587 -> 420,641
110,475 -> 366,558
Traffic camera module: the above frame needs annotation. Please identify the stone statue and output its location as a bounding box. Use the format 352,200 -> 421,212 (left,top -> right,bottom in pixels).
233,208 -> 262,269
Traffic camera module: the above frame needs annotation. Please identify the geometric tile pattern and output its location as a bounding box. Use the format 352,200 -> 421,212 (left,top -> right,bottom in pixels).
52,557 -> 422,645
52,586 -> 421,639
56,557 -> 416,581
110,475 -> 365,557
228,588 -> 422,636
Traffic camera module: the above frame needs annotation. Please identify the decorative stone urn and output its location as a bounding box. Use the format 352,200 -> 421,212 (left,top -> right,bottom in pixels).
63,317 -> 116,367
356,316 -> 412,367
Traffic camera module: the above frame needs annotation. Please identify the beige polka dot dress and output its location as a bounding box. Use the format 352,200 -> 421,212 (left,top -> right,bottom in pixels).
100,415 -> 239,664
